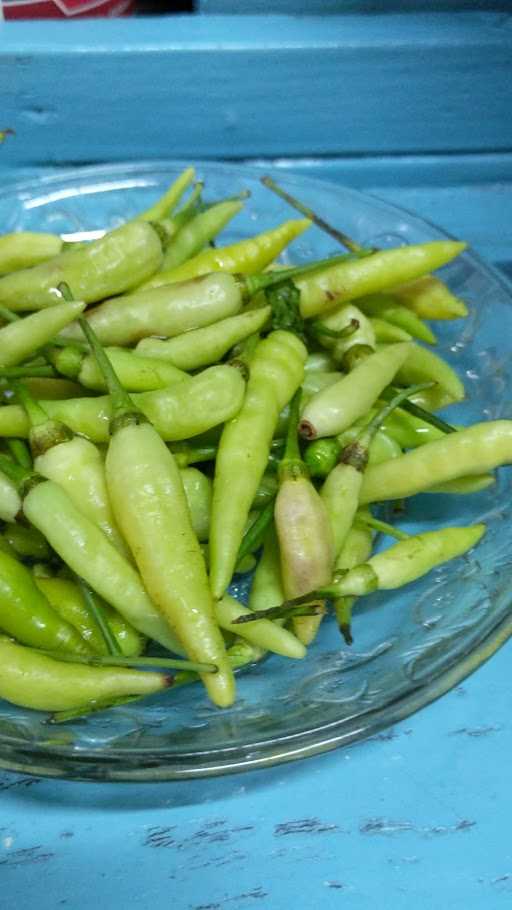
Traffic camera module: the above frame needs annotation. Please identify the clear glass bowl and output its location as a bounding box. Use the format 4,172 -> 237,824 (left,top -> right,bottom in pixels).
1,161 -> 511,782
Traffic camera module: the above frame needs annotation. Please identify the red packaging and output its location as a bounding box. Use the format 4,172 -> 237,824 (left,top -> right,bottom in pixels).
2,0 -> 134,17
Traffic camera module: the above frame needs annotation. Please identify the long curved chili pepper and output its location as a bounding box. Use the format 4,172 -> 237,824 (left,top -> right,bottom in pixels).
79,316 -> 235,709
136,307 -> 271,371
209,330 -> 307,600
0,364 -> 245,442
0,636 -> 172,713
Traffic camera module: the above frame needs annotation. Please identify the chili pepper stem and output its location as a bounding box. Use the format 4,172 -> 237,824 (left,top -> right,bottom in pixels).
76,577 -> 122,657
355,514 -> 410,541
279,388 -> 305,480
385,386 -> 457,434
260,176 -> 364,255
243,252 -> 352,299
32,649 -> 218,674
78,317 -> 144,429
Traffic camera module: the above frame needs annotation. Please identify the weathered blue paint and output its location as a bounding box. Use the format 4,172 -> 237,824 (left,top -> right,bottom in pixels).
1,13 -> 512,164
1,639 -> 511,908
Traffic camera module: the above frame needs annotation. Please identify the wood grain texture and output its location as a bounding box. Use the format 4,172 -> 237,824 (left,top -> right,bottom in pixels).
1,13 -> 512,165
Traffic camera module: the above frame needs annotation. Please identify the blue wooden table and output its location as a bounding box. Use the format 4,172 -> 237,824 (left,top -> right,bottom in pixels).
1,8 -> 512,908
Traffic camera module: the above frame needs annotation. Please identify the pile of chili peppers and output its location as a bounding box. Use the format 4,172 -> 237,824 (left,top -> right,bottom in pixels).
0,167 -> 502,721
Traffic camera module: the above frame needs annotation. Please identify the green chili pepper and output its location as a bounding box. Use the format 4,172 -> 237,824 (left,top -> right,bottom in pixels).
360,421 -> 512,503
304,437 -> 341,478
0,232 -> 63,276
299,342 -> 412,440
0,300 -> 85,369
14,383 -> 130,559
141,218 -> 311,289
160,198 -> 244,272
213,594 -> 305,659
79,317 -> 235,709
0,364 -> 245,443
0,636 -> 172,713
61,272 -> 245,347
0,455 -> 185,657
336,427 -> 402,466
0,221 -> 166,312
392,342 -> 465,404
52,345 -> 188,393
333,522 -> 374,644
136,168 -> 196,222
34,576 -> 144,657
179,467 -> 212,543
370,317 -> 412,344
356,294 -> 436,344
248,525 -> 285,614
3,522 -> 51,560
295,241 -> 466,319
0,550 -> 90,654
252,471 -> 279,508
275,390 -> 334,645
313,302 -> 376,360
392,274 -> 468,320
136,307 -> 271,372
425,474 -> 495,494
304,351 -> 336,372
209,330 -> 307,600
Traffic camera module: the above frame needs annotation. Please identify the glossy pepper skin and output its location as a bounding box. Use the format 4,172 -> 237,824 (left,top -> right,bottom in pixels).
0,221 -> 165,312
0,365 -> 245,443
209,330 -> 307,600
0,636 -> 171,713
79,318 -> 235,709
0,550 -> 90,655
0,300 -> 85,368
0,232 -> 63,276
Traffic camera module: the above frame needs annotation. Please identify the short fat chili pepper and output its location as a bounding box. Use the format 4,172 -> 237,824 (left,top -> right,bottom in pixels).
80,317 -> 235,709
0,220 -> 166,312
141,218 -> 311,289
359,421 -> 512,504
52,344 -> 188,393
0,549 -> 90,655
62,272 -> 245,347
135,307 -> 271,372
209,330 -> 307,600
34,576 -> 144,658
295,241 -> 466,319
0,636 -> 171,713
0,455 -> 185,656
0,300 -> 85,369
0,364 -> 245,443
299,342 -> 412,440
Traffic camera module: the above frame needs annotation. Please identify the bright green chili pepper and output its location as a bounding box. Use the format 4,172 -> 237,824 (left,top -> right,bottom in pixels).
392,274 -> 468,320
209,330 -> 307,600
141,218 -> 311,289
0,232 -> 64,276
248,525 -> 285,614
0,221 -> 166,312
213,594 -> 305,659
34,576 -> 144,658
160,198 -> 244,272
360,421 -> 512,504
135,307 -> 271,372
370,317 -> 412,344
15,383 -> 130,559
0,550 -> 90,655
0,300 -> 85,369
274,390 -> 334,645
136,167 -> 196,223
391,341 -> 465,404
304,437 -> 341,478
333,522 -> 374,644
336,427 -> 402,466
3,522 -> 51,561
0,636 -> 171,713
51,344 -> 188,393
0,364 -> 245,443
356,294 -> 436,345
299,342 -> 412,440
79,317 -> 235,709
0,455 -> 185,657
295,241 -> 466,319
179,467 -> 212,542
